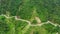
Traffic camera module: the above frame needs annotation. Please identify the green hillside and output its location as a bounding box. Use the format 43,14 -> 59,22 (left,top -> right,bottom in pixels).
0,0 -> 60,34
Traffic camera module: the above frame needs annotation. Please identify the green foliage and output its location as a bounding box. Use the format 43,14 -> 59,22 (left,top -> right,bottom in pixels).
32,19 -> 37,24
42,23 -> 60,34
0,0 -> 60,34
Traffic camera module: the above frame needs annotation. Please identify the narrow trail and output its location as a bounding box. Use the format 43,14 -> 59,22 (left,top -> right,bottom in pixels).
0,14 -> 60,27
0,14 -> 60,34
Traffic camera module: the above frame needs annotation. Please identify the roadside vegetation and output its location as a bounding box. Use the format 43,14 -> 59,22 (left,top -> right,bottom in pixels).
0,0 -> 60,34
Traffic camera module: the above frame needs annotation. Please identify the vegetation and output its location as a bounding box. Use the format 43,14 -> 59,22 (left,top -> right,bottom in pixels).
0,0 -> 60,34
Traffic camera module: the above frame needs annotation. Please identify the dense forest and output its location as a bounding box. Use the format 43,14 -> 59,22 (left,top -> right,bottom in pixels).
0,0 -> 60,34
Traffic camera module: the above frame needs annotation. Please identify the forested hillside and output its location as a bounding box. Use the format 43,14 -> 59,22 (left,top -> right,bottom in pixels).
0,0 -> 60,34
